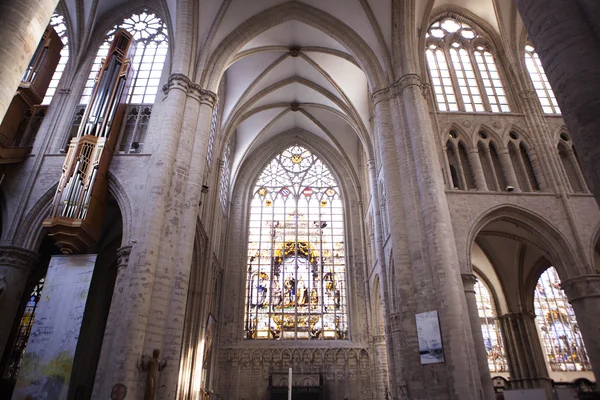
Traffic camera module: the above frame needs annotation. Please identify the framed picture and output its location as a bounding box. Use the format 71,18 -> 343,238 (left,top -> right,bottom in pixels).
203,313 -> 217,369
415,310 -> 445,364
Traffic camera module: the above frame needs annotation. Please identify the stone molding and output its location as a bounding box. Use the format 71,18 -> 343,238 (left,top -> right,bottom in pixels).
561,274 -> 600,302
162,73 -> 217,107
498,310 -> 536,323
0,246 -> 39,271
116,245 -> 132,269
371,73 -> 428,105
461,273 -> 478,293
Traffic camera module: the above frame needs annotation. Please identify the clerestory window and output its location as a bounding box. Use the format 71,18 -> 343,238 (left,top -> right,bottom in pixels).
41,13 -> 69,105
81,11 -> 168,105
426,17 -> 510,113
524,44 -> 561,115
244,145 -> 348,340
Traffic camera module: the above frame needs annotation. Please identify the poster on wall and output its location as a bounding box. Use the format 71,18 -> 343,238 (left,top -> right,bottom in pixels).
12,254 -> 97,400
415,310 -> 445,364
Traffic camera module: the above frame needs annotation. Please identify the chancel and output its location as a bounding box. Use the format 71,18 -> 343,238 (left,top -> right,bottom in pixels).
0,1 -> 599,399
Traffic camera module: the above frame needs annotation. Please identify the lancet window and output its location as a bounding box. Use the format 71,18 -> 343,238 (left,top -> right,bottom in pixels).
2,278 -> 45,380
426,17 -> 510,113
524,45 -> 560,114
245,145 -> 348,340
534,267 -> 591,372
81,11 -> 168,105
557,132 -> 587,193
507,132 -> 540,191
474,278 -> 508,373
41,13 -> 69,105
219,137 -> 232,212
445,131 -> 475,190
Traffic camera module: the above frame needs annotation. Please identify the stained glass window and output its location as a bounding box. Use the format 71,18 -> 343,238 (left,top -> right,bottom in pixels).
534,267 -> 591,371
244,145 -> 348,340
524,44 -> 560,114
425,17 -> 510,113
81,11 -> 168,105
474,278 -> 508,372
2,278 -> 45,380
41,13 -> 69,105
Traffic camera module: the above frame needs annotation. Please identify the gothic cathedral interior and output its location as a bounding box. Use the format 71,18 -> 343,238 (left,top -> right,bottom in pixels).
1,1 -> 600,399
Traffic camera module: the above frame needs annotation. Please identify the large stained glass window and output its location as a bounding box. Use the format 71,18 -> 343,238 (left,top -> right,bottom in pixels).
534,267 -> 591,371
2,278 -> 45,380
474,278 -> 508,372
81,11 -> 168,105
245,145 -> 348,340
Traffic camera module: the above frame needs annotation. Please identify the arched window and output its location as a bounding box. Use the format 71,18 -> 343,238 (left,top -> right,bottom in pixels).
474,278 -> 508,372
81,11 -> 168,105
2,278 -> 45,380
477,131 -> 506,192
534,267 -> 591,372
41,13 -> 69,105
426,17 -> 510,113
524,44 -> 560,115
508,132 -> 540,191
557,132 -> 587,193
245,145 -> 348,340
219,137 -> 233,212
445,131 -> 475,190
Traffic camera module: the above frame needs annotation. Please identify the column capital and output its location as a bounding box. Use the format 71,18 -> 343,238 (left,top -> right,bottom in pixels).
0,246 -> 39,271
371,74 -> 428,105
162,73 -> 217,107
116,246 -> 132,269
366,159 -> 376,170
498,310 -> 536,322
561,275 -> 600,302
461,273 -> 478,292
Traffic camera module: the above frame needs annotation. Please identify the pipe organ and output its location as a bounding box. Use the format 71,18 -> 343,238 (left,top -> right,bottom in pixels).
0,25 -> 63,163
43,29 -> 136,253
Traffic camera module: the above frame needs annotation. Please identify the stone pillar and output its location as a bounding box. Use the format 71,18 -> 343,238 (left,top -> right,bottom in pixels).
516,0 -> 600,205
0,0 -> 59,124
561,274 -> 600,383
0,246 -> 39,361
497,149 -> 521,192
498,312 -> 552,395
92,246 -> 131,393
461,274 -> 495,400
467,148 -> 489,191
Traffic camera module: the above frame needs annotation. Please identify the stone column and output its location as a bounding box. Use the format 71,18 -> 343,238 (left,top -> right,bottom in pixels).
498,312 -> 552,395
0,0 -> 59,124
0,246 -> 39,361
461,274 -> 495,400
497,149 -> 521,192
561,274 -> 600,383
516,0 -> 600,205
467,148 -> 489,191
92,245 -> 131,392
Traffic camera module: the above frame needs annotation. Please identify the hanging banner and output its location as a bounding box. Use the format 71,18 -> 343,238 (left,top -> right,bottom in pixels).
13,254 -> 97,400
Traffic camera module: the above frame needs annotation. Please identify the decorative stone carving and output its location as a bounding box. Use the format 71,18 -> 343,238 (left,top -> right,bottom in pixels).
289,46 -> 301,57
461,273 -> 477,293
462,120 -> 472,128
492,120 -> 502,129
140,349 -> 167,400
561,275 -> 600,302
162,73 -> 217,108
371,74 -> 429,104
116,246 -> 132,269
290,102 -> 300,111
0,246 -> 39,271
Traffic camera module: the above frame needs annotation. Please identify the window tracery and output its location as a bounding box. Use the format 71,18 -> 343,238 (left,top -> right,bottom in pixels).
534,267 -> 591,372
474,278 -> 508,373
219,138 -> 233,212
445,131 -> 475,190
524,44 -> 560,114
557,132 -> 587,193
42,13 -> 69,105
245,145 -> 348,340
507,132 -> 540,191
2,278 -> 45,380
426,17 -> 510,113
81,11 -> 168,105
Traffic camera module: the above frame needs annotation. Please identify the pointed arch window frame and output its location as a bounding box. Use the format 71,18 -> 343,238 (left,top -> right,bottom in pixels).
425,16 -> 510,113
243,144 -> 349,341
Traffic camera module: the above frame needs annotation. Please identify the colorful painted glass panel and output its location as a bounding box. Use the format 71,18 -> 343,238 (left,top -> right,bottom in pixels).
81,11 -> 168,105
2,278 -> 45,380
534,267 -> 591,371
474,279 -> 509,372
244,145 -> 348,340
